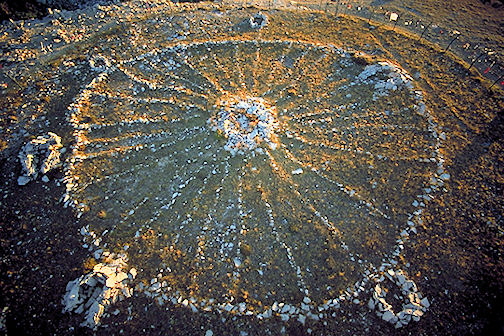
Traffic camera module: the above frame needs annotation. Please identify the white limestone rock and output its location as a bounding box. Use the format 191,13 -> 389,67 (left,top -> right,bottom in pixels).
17,132 -> 63,185
249,13 -> 268,29
17,176 -> 31,186
368,298 -> 375,310
292,168 -> 303,175
62,255 -> 134,328
420,297 -> 430,309
382,310 -> 394,322
369,269 -> 429,328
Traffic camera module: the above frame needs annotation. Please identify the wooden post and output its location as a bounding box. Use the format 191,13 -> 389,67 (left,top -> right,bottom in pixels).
468,53 -> 485,70
444,35 -> 459,52
418,22 -> 432,41
368,8 -> 374,25
5,73 -> 23,89
389,12 -> 399,31
489,74 -> 504,89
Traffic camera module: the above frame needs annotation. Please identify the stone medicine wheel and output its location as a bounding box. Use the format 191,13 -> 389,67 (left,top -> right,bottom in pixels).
64,38 -> 444,323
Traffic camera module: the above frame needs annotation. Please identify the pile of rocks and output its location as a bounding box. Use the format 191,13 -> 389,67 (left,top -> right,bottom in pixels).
249,12 -> 268,29
89,54 -> 112,72
62,254 -> 136,328
209,97 -> 279,155
356,61 -> 414,100
368,269 -> 430,328
17,132 -> 63,185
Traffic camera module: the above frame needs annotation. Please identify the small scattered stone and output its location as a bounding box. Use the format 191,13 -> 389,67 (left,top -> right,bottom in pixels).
420,297 -> 430,308
17,176 -> 31,186
382,310 -> 394,322
292,168 -> 303,175
397,274 -> 406,285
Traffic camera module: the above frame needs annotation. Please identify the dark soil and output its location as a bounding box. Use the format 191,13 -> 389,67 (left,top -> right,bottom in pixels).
0,0 -> 48,21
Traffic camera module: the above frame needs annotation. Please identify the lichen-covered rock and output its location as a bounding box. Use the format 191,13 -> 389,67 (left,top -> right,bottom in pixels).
17,132 -> 63,185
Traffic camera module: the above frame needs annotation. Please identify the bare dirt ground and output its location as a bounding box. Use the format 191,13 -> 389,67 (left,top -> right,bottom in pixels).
0,1 -> 503,335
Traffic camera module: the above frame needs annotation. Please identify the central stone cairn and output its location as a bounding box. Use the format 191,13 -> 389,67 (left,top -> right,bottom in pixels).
209,97 -> 279,155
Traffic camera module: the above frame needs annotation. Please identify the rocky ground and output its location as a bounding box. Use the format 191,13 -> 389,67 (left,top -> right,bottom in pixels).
0,0 -> 503,335
0,0 -> 117,21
